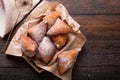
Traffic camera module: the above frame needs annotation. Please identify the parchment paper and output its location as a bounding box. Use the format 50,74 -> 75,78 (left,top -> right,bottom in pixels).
6,1 -> 86,80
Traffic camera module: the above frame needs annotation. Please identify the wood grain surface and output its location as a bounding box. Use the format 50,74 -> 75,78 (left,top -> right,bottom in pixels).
0,0 -> 120,80
50,0 -> 120,15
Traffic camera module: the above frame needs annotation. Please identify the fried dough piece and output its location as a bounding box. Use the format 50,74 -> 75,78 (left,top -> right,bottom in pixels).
43,11 -> 61,25
51,34 -> 68,49
28,21 -> 47,43
57,50 -> 78,75
20,34 -> 37,57
37,37 -> 56,64
47,18 -> 71,36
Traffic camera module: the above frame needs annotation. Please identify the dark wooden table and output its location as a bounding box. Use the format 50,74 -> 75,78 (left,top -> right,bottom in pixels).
0,0 -> 120,80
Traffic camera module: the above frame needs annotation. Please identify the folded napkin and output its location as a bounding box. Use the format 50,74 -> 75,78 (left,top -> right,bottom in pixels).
0,0 -> 41,38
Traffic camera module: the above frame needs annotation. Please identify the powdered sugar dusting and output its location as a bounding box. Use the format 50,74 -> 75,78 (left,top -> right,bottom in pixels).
38,37 -> 56,56
28,21 -> 47,43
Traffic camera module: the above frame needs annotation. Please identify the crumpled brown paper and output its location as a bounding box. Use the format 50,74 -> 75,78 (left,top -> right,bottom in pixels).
5,1 -> 86,80
0,0 -> 41,38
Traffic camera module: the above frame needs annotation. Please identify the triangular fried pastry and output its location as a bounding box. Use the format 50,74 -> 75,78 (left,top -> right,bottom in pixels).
20,34 -> 37,57
57,50 -> 78,75
28,21 -> 47,43
37,37 -> 56,64
43,11 -> 61,25
51,34 -> 68,49
47,18 -> 71,36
